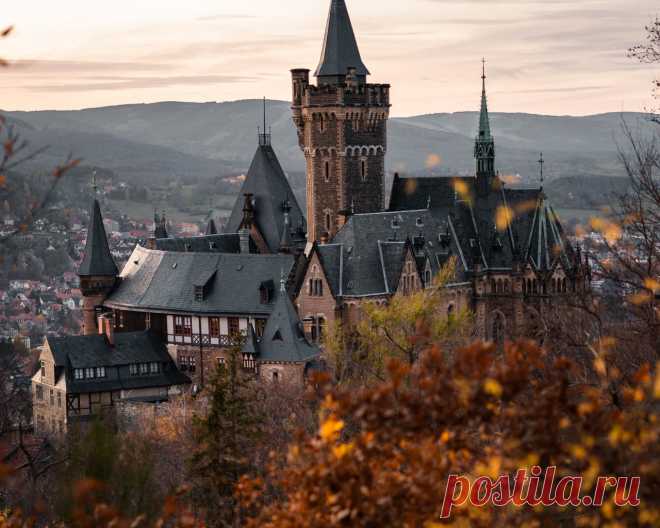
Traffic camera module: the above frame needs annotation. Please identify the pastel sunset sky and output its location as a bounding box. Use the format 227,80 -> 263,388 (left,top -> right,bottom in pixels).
1,0 -> 658,116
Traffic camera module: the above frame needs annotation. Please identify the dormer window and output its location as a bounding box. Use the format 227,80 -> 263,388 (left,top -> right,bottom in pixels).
194,286 -> 204,302
391,217 -> 400,229
416,217 -> 424,227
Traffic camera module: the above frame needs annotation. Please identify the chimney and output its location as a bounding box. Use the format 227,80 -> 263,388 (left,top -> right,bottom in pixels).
239,228 -> 250,253
99,312 -> 115,346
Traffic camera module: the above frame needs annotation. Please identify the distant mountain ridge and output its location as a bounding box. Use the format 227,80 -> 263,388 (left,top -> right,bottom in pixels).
4,100 -> 654,187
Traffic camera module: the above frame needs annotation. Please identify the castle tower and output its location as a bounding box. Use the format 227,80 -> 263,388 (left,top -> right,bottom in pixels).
78,199 -> 118,335
291,0 -> 390,242
474,60 -> 496,197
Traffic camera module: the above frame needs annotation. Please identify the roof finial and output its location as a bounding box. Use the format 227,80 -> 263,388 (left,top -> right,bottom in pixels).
259,97 -> 271,146
91,169 -> 98,195
538,152 -> 544,188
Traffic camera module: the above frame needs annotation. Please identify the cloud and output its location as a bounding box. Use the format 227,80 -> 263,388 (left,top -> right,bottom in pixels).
8,60 -> 168,74
196,14 -> 258,22
23,74 -> 257,92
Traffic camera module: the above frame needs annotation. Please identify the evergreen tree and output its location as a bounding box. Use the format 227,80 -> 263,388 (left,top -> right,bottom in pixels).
189,349 -> 264,527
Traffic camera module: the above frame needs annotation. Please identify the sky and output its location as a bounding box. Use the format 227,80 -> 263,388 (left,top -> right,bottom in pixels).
1,0 -> 658,116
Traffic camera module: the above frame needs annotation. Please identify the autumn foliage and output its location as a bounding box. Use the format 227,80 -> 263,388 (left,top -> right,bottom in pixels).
237,341 -> 660,527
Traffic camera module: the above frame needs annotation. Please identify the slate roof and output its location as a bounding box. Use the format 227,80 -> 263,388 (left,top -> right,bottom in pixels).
105,245 -> 296,316
315,0 -> 370,78
242,288 -> 320,364
225,143 -> 306,253
388,175 -> 576,273
154,233 -> 255,254
78,199 -> 118,277
316,209 -> 452,297
46,331 -> 189,394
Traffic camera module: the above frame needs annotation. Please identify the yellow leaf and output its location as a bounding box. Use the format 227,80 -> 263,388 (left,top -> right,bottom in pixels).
320,416 -> 344,442
495,205 -> 515,231
483,378 -> 503,398
332,442 -> 354,459
644,278 -> 660,294
654,363 -> 660,400
426,153 -> 442,169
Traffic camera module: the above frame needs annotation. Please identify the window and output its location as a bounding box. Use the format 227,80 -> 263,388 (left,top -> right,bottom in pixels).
319,115 -> 325,132
129,364 -> 138,376
74,369 -> 83,380
50,389 -> 54,406
40,360 -> 46,378
228,317 -> 240,336
85,368 -> 94,379
255,319 -> 267,337
174,316 -> 193,336
149,362 -> 160,374
209,317 -> 220,338
272,371 -> 279,382
243,354 -> 255,370
309,278 -> 324,297
425,269 -> 432,287
178,356 -> 188,371
139,363 -> 149,375
217,357 -> 226,367
194,286 -> 204,302
361,159 -> 367,181
57,391 -> 62,408
325,212 -> 332,233
95,367 -> 106,378
324,161 -> 330,183
35,384 -> 44,401
189,356 -> 196,373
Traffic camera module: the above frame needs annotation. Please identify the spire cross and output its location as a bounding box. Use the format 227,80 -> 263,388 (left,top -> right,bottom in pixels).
538,152 -> 544,186
481,57 -> 486,81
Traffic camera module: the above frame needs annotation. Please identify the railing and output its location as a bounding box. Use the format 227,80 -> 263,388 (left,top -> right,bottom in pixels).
168,334 -> 246,347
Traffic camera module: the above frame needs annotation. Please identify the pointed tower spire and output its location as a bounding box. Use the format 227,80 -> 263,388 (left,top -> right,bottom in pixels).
479,58 -> 492,140
315,0 -> 369,84
474,58 -> 496,196
79,199 -> 117,277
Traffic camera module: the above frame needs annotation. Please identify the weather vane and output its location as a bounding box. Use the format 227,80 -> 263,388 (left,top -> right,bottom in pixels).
538,153 -> 544,187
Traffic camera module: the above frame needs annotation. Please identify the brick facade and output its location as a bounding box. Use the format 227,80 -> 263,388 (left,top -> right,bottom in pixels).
292,70 -> 390,241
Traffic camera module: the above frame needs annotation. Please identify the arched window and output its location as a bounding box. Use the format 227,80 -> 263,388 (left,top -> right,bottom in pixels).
319,115 -> 325,132
522,280 -> 527,295
361,159 -> 367,181
325,212 -> 331,233
324,161 -> 330,182
490,279 -> 496,293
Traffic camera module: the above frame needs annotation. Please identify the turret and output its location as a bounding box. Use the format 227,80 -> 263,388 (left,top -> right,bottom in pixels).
78,199 -> 118,335
291,0 -> 390,242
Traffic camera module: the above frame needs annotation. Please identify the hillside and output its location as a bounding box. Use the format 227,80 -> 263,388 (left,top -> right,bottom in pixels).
3,100 -> 654,215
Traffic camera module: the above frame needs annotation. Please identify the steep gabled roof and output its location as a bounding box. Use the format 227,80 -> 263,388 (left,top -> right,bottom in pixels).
245,288 -> 320,363
225,143 -> 306,253
105,246 -> 295,316
78,199 -> 118,277
315,0 -> 369,78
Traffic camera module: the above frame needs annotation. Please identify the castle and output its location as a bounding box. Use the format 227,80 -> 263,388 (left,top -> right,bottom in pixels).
31,0 -> 590,434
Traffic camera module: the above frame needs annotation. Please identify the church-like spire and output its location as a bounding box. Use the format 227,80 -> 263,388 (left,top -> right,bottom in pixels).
478,59 -> 491,140
474,59 -> 496,195
154,210 -> 168,239
78,199 -> 117,277
315,0 -> 369,83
